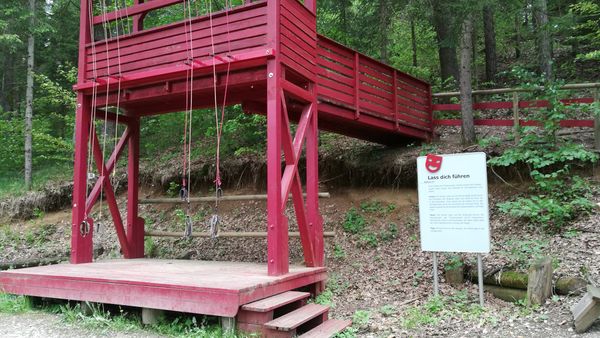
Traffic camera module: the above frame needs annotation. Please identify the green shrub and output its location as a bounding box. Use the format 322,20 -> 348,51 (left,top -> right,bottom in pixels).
342,208 -> 366,234
488,68 -> 598,232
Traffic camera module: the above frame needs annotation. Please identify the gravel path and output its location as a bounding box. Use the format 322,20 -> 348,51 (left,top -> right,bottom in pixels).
0,312 -> 162,338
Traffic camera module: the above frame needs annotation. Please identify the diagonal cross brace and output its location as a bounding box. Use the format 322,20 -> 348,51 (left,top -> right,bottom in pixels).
280,91 -> 315,267
85,128 -> 131,215
90,131 -> 131,258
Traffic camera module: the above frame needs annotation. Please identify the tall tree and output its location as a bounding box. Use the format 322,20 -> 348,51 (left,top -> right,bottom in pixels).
24,0 -> 35,190
459,13 -> 476,144
483,4 -> 498,82
534,0 -> 553,79
431,0 -> 459,83
410,19 -> 418,67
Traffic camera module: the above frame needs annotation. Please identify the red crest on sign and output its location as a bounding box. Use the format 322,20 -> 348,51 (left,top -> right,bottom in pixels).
425,154 -> 443,173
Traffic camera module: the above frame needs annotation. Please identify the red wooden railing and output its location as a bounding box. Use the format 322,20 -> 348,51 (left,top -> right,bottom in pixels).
316,36 -> 433,134
432,83 -> 600,148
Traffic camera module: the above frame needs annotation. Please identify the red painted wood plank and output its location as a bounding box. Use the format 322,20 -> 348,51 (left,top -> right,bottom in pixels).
316,48 -> 353,68
87,36 -> 267,78
92,0 -> 183,25
434,119 -> 594,127
264,304 -> 329,331
360,83 -> 393,103
360,89 -> 393,109
88,25 -> 267,72
88,14 -> 267,63
359,61 -> 393,81
318,102 -> 431,140
242,291 -> 310,312
317,57 -> 355,78
397,95 -> 429,113
281,0 -> 317,27
300,319 -> 352,338
88,4 -> 267,54
316,68 -> 354,87
359,73 -> 393,92
317,85 -> 355,107
316,76 -> 353,96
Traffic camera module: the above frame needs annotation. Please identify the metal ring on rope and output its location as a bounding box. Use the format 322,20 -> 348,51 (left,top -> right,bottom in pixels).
209,214 -> 220,239
184,215 -> 193,238
80,220 -> 91,237
180,187 -> 189,201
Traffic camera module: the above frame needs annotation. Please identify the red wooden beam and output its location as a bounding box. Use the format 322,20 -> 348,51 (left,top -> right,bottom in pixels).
85,128 -> 131,215
280,93 -> 315,267
90,132 -> 131,258
92,0 -> 183,25
434,119 -> 594,128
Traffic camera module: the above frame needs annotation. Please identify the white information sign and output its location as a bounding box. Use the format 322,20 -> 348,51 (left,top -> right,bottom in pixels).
417,152 -> 490,253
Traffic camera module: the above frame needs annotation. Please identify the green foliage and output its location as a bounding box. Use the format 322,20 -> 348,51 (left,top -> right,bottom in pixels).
500,239 -> 549,270
313,289 -> 334,307
0,294 -> 33,314
342,208 -> 366,234
351,310 -> 370,329
167,181 -> 180,198
488,69 -> 598,232
379,304 -> 397,317
402,292 -> 493,329
446,254 -> 464,271
359,233 -> 378,248
333,244 -> 346,259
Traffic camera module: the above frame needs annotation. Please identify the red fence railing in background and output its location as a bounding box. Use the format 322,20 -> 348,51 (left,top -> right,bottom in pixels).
316,36 -> 433,134
431,83 -> 600,148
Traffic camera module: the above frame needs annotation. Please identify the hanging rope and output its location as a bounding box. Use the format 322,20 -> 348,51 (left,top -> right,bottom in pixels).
84,0 -> 100,228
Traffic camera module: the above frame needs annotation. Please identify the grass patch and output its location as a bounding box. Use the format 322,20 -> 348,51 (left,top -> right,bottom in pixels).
401,291 -> 496,329
0,294 -> 33,314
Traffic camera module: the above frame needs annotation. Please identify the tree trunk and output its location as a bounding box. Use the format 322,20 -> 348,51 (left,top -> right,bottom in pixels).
534,0 -> 552,79
483,5 -> 497,82
379,0 -> 390,63
459,15 -> 475,144
411,19 -> 418,67
24,0 -> 36,190
527,256 -> 553,306
515,14 -> 521,59
432,0 -> 459,84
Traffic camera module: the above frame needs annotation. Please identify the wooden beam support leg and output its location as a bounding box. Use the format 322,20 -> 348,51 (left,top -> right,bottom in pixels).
70,93 -> 94,264
306,88 -> 324,266
127,117 -> 144,258
267,58 -> 288,276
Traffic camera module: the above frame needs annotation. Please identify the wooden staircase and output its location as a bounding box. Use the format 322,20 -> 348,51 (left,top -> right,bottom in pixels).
237,291 -> 351,337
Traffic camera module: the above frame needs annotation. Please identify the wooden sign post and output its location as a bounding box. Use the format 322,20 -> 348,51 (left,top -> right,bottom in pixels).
417,152 -> 491,306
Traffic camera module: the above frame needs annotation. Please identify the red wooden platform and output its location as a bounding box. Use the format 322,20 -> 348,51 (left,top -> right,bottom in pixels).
0,259 -> 327,317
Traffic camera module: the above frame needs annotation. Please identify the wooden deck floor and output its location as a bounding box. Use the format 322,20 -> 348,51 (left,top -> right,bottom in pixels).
0,259 -> 327,317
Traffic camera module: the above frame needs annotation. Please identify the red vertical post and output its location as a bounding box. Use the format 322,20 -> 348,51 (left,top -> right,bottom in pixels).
306,84 -> 323,266
127,116 -> 145,258
392,71 -> 399,130
427,84 -> 435,141
354,53 -> 360,120
304,0 -> 317,14
71,0 -> 93,264
71,93 -> 94,264
133,0 -> 145,33
267,0 -> 288,276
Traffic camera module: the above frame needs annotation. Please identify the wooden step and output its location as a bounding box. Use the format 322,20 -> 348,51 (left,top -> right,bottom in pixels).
264,304 -> 329,332
299,319 -> 352,338
241,291 -> 311,313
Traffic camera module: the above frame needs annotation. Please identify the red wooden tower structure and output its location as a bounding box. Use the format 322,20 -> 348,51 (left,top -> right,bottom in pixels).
1,0 -> 432,335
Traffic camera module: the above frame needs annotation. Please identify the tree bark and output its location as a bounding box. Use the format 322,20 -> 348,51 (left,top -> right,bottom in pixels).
534,0 -> 552,79
483,5 -> 497,82
431,0 -> 459,83
378,0 -> 390,63
459,15 -> 475,144
527,256 -> 553,306
411,19 -> 418,67
24,0 -> 36,190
